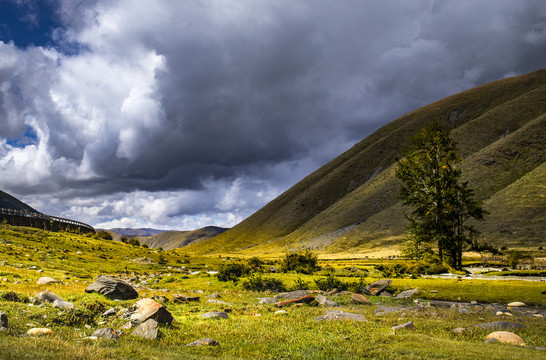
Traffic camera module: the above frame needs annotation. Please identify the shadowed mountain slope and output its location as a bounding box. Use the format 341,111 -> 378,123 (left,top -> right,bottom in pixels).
0,190 -> 39,213
185,69 -> 546,255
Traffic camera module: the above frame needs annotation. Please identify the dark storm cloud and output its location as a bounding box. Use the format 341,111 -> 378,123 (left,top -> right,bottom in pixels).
0,0 -> 545,229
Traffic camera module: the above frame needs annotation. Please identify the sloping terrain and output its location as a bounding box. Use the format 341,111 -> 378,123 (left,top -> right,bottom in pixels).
137,226 -> 228,250
0,190 -> 39,213
185,69 -> 546,255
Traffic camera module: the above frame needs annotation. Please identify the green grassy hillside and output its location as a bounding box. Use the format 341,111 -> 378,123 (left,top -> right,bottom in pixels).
137,226 -> 228,250
185,69 -> 546,255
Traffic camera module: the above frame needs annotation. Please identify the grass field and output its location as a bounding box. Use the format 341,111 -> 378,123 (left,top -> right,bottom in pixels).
0,226 -> 544,359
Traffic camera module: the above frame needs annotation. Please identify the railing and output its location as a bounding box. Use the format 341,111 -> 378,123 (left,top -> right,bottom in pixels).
0,207 -> 95,233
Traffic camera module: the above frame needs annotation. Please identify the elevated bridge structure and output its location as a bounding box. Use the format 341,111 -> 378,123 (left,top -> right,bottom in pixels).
0,208 -> 95,234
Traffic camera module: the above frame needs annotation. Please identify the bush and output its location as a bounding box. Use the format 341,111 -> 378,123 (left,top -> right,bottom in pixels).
128,238 -> 140,247
216,262 -> 251,282
243,275 -> 286,292
281,250 -> 320,274
246,257 -> 265,272
95,230 -> 113,240
290,278 -> 309,291
314,274 -> 348,292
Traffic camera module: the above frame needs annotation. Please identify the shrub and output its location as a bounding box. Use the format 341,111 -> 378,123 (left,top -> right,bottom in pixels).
246,257 -> 264,272
314,274 -> 348,292
290,278 -> 309,291
95,230 -> 113,240
243,275 -> 286,292
128,238 -> 140,247
281,250 -> 320,274
216,262 -> 251,282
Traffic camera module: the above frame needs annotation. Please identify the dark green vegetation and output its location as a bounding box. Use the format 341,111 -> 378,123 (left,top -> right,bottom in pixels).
0,190 -> 39,213
0,226 -> 545,359
396,122 -> 486,268
185,69 -> 546,256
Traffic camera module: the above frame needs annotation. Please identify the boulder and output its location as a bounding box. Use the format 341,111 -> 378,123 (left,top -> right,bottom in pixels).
486,331 -> 525,346
36,277 -> 61,285
315,310 -> 367,322
474,321 -> 526,330
132,319 -> 159,340
395,288 -> 419,299
52,300 -> 74,310
129,298 -> 174,325
315,294 -> 339,307
0,311 -> 7,330
35,290 -> 64,303
275,295 -> 315,308
200,311 -> 229,319
367,279 -> 391,295
258,297 -> 277,304
172,294 -> 200,303
392,321 -> 415,331
186,338 -> 219,346
91,328 -> 122,340
85,276 -> 138,300
351,293 -> 371,304
275,290 -> 308,299
27,328 -> 52,336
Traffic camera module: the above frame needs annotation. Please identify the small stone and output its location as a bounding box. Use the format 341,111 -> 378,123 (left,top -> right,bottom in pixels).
485,331 -> 525,346
471,301 -> 478,305
367,279 -> 392,295
276,295 -> 315,308
351,293 -> 371,305
394,289 -> 419,299
186,338 -> 219,346
275,290 -> 308,299
314,310 -> 367,322
379,290 -> 393,297
496,311 -> 504,316
91,328 -> 122,340
315,294 -> 339,307
507,302 -> 526,307
52,300 -> 74,310
205,293 -> 221,299
27,328 -> 52,336
258,297 -> 277,304
132,319 -> 159,340
120,322 -> 133,330
101,308 -> 117,317
172,294 -> 200,303
206,299 -> 227,305
200,311 -> 229,319
392,321 -> 415,331
430,290 -> 438,293
36,277 -> 60,285
274,310 -> 287,315
533,314 -> 544,318
452,327 -> 466,333
35,290 -> 64,303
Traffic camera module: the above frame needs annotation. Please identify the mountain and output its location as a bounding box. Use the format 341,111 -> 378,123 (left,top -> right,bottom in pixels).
184,69 -> 546,256
0,189 -> 40,213
136,226 -> 228,250
108,228 -> 166,237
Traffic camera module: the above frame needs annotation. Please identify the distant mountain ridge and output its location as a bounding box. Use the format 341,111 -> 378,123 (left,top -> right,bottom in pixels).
108,228 -> 166,237
184,69 -> 546,256
0,190 -> 39,213
137,226 -> 228,250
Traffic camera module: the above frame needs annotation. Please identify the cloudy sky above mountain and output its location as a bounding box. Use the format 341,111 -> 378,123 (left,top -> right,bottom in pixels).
0,0 -> 545,230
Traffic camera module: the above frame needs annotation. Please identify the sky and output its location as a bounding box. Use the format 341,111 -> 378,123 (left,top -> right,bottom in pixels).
0,0 -> 545,230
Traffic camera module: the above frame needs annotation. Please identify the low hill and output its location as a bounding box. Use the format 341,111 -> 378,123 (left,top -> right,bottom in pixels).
185,69 -> 546,256
0,190 -> 39,213
137,226 -> 228,250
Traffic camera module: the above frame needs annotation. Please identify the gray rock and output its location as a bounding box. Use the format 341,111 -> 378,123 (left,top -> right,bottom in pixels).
367,279 -> 392,295
52,300 -> 74,310
101,308 -> 117,317
379,290 -> 393,297
258,297 -> 278,304
186,338 -> 219,346
200,311 -> 229,319
275,290 -> 308,299
132,319 -> 159,340
91,328 -> 121,340
36,277 -> 60,285
452,327 -> 466,333
0,311 -> 7,329
314,310 -> 367,322
172,294 -> 200,303
35,290 -> 64,303
392,321 -> 415,331
315,294 -> 339,307
205,293 -> 221,299
129,298 -> 174,325
395,288 -> 419,299
374,305 -> 410,316
85,276 -> 138,300
474,321 -> 526,330
206,299 -> 227,305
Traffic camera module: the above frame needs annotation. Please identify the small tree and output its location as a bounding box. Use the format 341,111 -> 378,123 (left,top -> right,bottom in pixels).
396,121 -> 486,269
